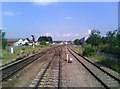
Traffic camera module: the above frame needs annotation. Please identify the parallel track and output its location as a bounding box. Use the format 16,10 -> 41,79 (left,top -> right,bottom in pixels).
68,46 -> 120,89
1,46 -> 58,81
33,49 -> 61,88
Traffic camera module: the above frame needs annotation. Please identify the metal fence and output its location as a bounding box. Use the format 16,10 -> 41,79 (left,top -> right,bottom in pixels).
6,46 -> 23,52
96,51 -> 119,61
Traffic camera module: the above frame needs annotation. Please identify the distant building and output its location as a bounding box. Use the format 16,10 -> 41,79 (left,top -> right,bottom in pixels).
46,41 -> 49,44
52,43 -> 56,45
29,40 -> 39,46
7,38 -> 19,46
35,41 -> 39,46
64,42 -> 68,44
80,37 -> 85,44
7,38 -> 30,46
60,42 -> 63,45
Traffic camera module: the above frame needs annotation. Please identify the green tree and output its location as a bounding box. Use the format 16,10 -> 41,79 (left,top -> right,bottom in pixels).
1,31 -> 7,49
38,36 -> 53,43
74,39 -> 80,45
117,28 -> 120,47
86,29 -> 101,47
83,44 -> 96,56
40,40 -> 46,45
100,29 -> 120,55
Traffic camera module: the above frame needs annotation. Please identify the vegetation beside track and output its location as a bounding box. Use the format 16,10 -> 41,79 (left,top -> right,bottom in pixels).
71,45 -> 120,73
90,55 -> 120,73
73,28 -> 120,73
2,45 -> 51,65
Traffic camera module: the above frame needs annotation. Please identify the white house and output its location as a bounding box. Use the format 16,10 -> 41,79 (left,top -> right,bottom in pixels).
46,41 -> 49,44
7,38 -> 30,46
24,39 -> 29,44
14,38 -> 29,46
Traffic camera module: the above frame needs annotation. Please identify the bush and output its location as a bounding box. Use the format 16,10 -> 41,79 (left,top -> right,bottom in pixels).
101,45 -> 120,56
22,48 -> 25,50
83,45 -> 96,56
40,41 -> 46,45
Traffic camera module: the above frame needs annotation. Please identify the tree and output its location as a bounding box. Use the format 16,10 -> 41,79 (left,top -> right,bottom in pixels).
86,29 -> 101,47
74,39 -> 80,45
38,36 -> 53,44
117,28 -> 120,47
26,38 -> 30,42
1,31 -> 7,49
100,37 -> 108,45
40,40 -> 46,45
48,36 -> 53,43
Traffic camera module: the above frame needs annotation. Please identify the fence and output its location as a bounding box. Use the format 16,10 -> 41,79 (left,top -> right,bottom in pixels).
96,51 -> 119,62
6,46 -> 24,52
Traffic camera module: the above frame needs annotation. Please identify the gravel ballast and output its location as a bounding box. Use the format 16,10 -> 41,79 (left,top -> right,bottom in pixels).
61,46 -> 102,87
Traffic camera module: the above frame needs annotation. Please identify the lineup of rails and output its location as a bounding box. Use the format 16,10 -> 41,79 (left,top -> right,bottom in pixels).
1,44 -> 120,88
67,46 -> 120,89
33,49 -> 61,88
1,50 -> 50,81
1,45 -> 62,81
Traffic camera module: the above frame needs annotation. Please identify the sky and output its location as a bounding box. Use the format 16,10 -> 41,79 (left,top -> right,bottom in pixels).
2,2 -> 118,41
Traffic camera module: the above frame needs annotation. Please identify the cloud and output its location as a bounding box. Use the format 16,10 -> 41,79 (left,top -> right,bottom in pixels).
35,31 -> 92,41
66,16 -> 72,20
44,32 -> 53,36
63,33 -> 71,37
62,33 -> 80,37
41,33 -> 80,38
3,11 -> 15,16
3,11 -> 22,16
73,34 -> 79,37
32,0 -> 58,5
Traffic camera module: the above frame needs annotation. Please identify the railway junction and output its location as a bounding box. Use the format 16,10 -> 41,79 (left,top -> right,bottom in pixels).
1,44 -> 120,88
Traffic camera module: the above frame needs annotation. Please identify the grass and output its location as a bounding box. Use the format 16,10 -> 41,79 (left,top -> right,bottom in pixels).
2,45 -> 51,65
70,45 -> 82,54
89,55 -> 120,73
71,45 -> 120,73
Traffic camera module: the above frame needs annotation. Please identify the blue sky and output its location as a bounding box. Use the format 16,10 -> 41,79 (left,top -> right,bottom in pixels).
2,2 -> 118,41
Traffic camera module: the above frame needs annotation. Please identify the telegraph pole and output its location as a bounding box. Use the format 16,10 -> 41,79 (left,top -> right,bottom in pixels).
31,35 -> 35,49
0,29 -> 2,59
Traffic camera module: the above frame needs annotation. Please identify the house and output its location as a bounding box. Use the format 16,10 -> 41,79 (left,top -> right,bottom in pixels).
7,38 -> 30,46
14,39 -> 30,46
7,38 -> 19,46
46,41 -> 49,44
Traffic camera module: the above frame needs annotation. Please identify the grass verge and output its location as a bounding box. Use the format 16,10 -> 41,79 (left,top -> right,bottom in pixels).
2,45 -> 50,65
72,45 -> 120,73
89,55 -> 120,73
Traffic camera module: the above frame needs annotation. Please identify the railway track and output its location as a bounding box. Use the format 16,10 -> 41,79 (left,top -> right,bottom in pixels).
67,46 -> 120,89
1,46 -> 58,81
29,49 -> 61,88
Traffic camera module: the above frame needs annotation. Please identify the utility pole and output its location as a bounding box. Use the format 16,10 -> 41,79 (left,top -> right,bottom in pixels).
31,35 -> 35,49
0,29 -> 2,59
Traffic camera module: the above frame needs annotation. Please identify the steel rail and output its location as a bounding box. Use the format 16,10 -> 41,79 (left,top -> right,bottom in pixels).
1,47 -> 56,81
68,47 -> 120,89
35,51 -> 61,88
69,46 -> 120,82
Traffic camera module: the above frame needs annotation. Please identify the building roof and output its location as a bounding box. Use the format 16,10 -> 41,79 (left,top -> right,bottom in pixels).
7,38 -> 29,42
7,38 -> 20,42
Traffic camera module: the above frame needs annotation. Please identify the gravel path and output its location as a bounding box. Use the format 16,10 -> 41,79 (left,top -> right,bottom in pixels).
61,46 -> 103,87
